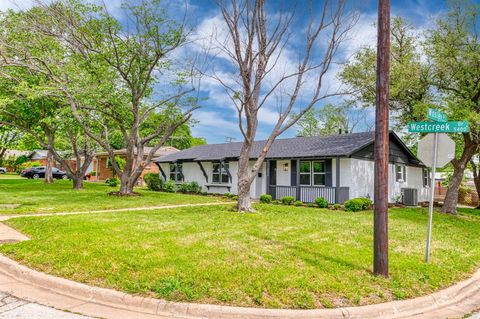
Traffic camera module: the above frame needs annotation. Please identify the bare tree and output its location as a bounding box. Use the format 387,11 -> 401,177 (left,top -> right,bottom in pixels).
211,0 -> 356,212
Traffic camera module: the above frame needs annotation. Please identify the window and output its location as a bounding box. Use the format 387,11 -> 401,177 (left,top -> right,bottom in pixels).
299,161 -> 311,185
212,162 -> 229,184
395,164 -> 406,182
423,168 -> 430,187
300,161 -> 326,186
169,163 -> 183,182
312,161 -> 326,186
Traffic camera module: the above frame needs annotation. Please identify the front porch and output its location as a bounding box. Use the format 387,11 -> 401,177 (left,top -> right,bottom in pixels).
265,158 -> 350,204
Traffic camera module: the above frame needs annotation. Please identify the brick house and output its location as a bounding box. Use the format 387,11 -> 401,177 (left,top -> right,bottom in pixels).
91,147 -> 178,185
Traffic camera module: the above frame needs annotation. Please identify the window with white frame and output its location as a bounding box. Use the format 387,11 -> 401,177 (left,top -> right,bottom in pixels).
395,164 -> 406,182
300,160 -> 326,186
423,168 -> 430,187
212,162 -> 229,184
299,161 -> 311,185
312,161 -> 326,186
169,163 -> 183,182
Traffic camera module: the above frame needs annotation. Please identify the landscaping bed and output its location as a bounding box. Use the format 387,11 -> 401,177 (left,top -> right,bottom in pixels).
0,179 -> 228,215
1,204 -> 479,309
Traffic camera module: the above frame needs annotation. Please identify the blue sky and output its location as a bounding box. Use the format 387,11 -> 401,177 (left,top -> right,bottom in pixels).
182,0 -> 454,144
0,0 -> 472,144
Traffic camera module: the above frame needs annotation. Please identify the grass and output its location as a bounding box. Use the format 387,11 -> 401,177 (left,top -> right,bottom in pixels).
0,173 -> 22,179
0,178 -> 227,215
1,204 -> 479,309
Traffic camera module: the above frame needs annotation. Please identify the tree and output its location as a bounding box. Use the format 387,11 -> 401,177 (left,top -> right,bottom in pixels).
471,154 -> 480,209
425,1 -> 480,214
0,125 -> 19,166
0,8 -> 97,189
339,17 -> 431,129
213,0 -> 356,212
294,102 -> 370,137
0,0 -> 199,195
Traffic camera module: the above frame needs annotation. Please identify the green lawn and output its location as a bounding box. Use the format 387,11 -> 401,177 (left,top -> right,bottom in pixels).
0,179 -> 227,215
1,204 -> 479,309
0,173 -> 22,179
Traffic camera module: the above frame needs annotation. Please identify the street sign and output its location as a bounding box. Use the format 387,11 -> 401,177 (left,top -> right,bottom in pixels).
428,108 -> 447,122
408,121 -> 469,133
417,133 -> 455,168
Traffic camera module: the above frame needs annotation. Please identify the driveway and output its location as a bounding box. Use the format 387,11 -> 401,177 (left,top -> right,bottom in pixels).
0,291 -> 92,319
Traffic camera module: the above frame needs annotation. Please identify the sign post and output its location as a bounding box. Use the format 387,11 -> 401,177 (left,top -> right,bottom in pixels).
425,133 -> 438,263
409,108 -> 462,263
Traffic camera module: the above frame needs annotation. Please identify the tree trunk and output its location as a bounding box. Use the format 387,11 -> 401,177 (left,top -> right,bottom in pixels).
441,136 -> 477,214
72,174 -> 84,190
471,159 -> 480,209
119,175 -> 135,195
44,148 -> 54,184
237,141 -> 254,212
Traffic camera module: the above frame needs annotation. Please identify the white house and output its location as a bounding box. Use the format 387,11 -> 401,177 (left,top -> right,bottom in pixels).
154,131 -> 430,205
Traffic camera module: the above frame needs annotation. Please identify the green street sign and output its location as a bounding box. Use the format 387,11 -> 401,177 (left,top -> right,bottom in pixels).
408,121 -> 469,133
428,108 -> 447,122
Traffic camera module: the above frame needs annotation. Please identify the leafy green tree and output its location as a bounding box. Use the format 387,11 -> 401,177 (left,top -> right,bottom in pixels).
294,102 -> 370,137
424,1 -> 480,213
339,17 -> 431,128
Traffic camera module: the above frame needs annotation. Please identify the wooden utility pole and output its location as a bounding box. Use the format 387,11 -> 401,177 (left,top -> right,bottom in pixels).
373,0 -> 390,277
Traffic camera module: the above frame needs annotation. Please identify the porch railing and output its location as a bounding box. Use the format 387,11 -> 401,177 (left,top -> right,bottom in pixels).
268,185 -> 349,204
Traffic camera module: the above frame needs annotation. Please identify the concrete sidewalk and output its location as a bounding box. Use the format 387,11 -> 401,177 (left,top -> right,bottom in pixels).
0,290 -> 92,319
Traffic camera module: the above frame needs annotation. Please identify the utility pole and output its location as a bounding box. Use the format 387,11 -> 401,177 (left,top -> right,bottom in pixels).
373,0 -> 390,277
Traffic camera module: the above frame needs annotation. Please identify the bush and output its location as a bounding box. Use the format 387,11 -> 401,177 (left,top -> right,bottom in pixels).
177,182 -> 191,193
272,200 -> 281,205
280,196 -> 295,205
163,180 -> 176,193
188,181 -> 202,194
105,177 -> 119,187
259,194 -> 272,204
331,203 -> 342,210
223,192 -> 233,198
315,197 -> 329,208
358,197 -> 372,210
16,161 -> 41,173
294,200 -> 303,206
307,203 -> 316,208
144,173 -> 163,191
88,171 -> 97,176
344,197 -> 372,212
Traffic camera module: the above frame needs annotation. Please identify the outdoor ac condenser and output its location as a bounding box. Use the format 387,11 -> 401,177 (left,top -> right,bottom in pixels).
402,188 -> 418,206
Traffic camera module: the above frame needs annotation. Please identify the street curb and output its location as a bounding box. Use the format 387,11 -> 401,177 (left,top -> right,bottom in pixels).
0,254 -> 478,319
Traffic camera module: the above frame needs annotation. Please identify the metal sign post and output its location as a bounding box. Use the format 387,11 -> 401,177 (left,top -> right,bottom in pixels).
409,107 -> 464,263
425,133 -> 438,263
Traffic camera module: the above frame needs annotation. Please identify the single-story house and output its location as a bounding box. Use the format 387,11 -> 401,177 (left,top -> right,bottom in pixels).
91,146 -> 178,185
154,131 -> 430,205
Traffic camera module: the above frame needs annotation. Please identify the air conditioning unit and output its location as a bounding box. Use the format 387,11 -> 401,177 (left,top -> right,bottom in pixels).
402,188 -> 418,206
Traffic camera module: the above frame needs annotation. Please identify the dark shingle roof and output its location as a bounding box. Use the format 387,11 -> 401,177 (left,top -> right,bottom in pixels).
155,131 -> 381,163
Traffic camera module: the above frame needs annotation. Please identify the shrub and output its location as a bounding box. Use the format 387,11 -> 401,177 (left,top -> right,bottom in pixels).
259,194 -> 272,204
294,200 -> 303,206
17,161 -> 41,173
344,197 -> 372,212
88,171 -> 97,176
105,177 -> 119,187
315,197 -> 329,208
144,173 -> 163,191
331,203 -> 342,210
280,196 -> 295,205
307,203 -> 316,208
188,181 -> 202,194
163,180 -> 176,193
223,192 -> 233,198
358,197 -> 373,210
231,195 -> 238,200
177,182 -> 191,193
201,191 -> 208,196
272,200 -> 281,205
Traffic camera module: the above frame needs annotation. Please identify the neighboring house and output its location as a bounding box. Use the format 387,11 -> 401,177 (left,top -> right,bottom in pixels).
92,147 -> 178,185
155,131 -> 430,205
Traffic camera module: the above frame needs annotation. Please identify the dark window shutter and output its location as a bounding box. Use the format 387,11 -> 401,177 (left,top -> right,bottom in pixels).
269,160 -> 277,186
290,160 -> 297,186
325,159 -> 333,187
